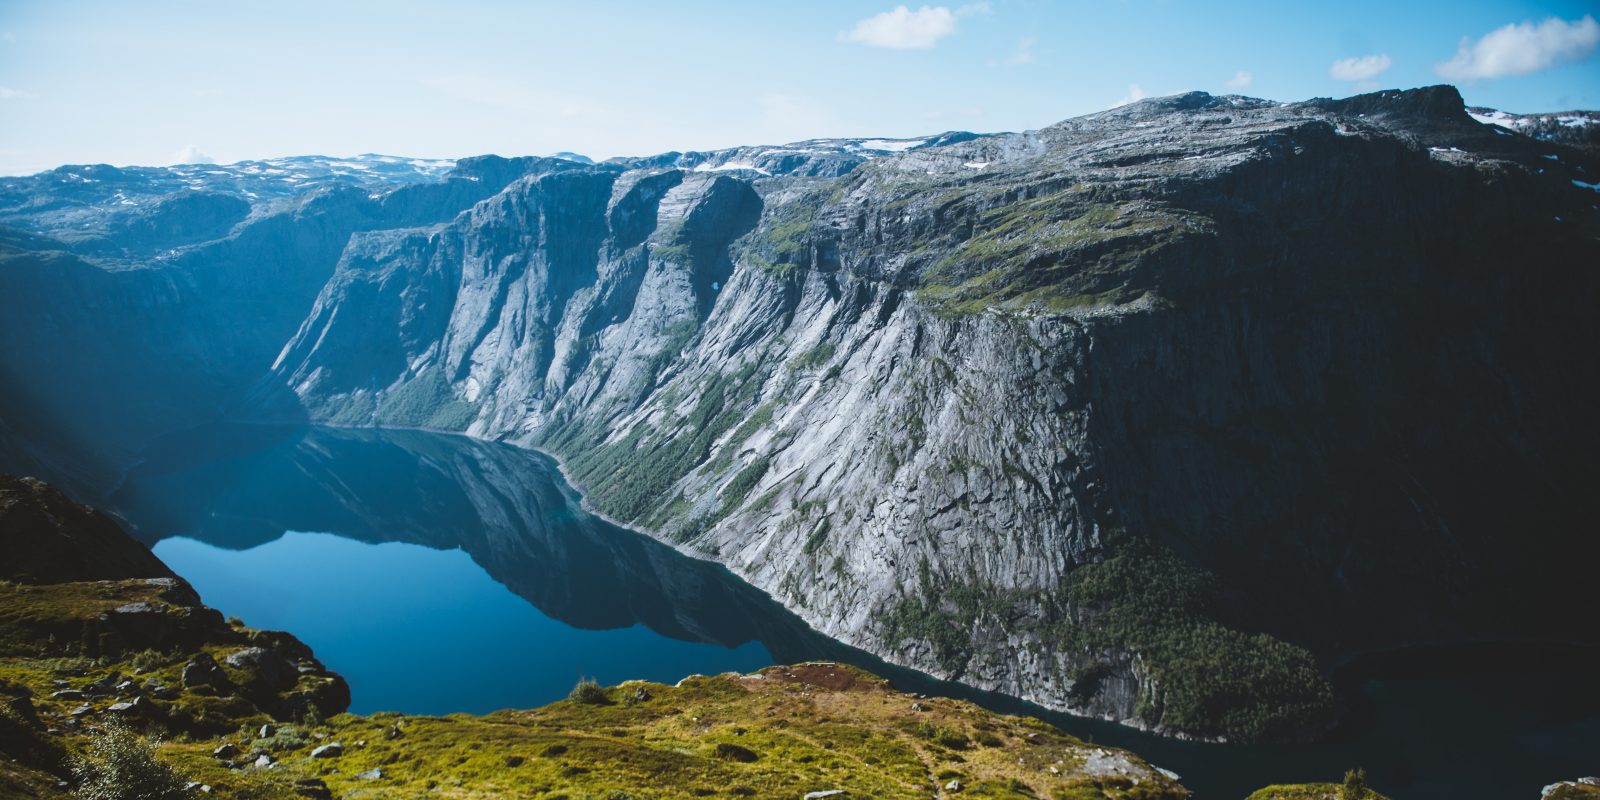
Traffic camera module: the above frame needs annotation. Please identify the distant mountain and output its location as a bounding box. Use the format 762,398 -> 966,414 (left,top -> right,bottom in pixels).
1,86 -> 1597,743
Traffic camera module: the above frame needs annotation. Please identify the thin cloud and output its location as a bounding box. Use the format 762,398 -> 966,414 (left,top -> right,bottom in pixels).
1436,15 -> 1599,81
173,145 -> 215,165
1114,84 -> 1147,107
0,86 -> 35,100
1006,36 -> 1036,66
1225,70 -> 1253,90
1329,54 -> 1392,83
839,4 -> 989,50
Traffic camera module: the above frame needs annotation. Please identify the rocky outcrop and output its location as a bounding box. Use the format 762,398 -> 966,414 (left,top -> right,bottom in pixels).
0,477 -> 350,731
0,474 -> 174,584
2,86 -> 1597,742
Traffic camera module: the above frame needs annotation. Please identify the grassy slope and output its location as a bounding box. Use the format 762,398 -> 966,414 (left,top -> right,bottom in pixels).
0,578 -> 1192,800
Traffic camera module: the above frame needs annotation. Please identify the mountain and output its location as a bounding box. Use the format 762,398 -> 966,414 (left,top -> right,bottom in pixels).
1,85 -> 1596,743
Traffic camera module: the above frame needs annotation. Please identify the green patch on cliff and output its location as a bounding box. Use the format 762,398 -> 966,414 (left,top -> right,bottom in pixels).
880,545 -> 1336,743
545,362 -> 767,524
374,368 -> 479,431
916,198 -> 1190,316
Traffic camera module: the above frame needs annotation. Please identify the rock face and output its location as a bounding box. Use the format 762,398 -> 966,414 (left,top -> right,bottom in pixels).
0,474 -> 176,583
2,86 -> 1598,742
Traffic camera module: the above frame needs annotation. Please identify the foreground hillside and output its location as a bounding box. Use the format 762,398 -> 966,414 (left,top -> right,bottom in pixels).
2,86 -> 1598,743
0,474 -> 1203,799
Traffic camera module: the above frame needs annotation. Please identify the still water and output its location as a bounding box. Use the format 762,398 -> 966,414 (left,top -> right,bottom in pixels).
107,424 -> 1600,799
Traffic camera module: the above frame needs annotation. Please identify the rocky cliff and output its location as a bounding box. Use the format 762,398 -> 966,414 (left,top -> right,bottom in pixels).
2,86 -> 1597,743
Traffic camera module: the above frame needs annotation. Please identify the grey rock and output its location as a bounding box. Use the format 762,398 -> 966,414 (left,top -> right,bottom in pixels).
356,768 -> 383,780
310,742 -> 343,758
223,646 -> 298,691
182,654 -> 228,691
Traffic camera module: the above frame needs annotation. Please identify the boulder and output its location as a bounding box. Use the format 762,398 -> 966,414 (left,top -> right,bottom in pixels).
310,742 -> 343,759
182,654 -> 229,691
223,646 -> 298,690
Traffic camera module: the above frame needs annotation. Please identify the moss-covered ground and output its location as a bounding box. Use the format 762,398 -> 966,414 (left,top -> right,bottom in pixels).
0,578 -> 1194,799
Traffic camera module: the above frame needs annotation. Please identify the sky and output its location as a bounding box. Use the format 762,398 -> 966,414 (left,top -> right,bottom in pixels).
0,0 -> 1597,175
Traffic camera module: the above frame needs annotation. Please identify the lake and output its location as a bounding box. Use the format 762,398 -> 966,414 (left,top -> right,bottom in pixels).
106,424 -> 1600,799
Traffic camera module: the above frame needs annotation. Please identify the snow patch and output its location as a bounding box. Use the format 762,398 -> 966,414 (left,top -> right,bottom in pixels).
692,162 -> 772,176
1469,110 -> 1528,129
855,138 -> 927,152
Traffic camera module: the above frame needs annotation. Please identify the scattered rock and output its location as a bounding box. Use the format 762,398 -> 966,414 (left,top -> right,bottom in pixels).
291,778 -> 331,799
212,743 -> 239,759
632,686 -> 652,703
107,697 -> 143,715
69,704 -> 92,717
945,779 -> 962,792
84,672 -> 121,693
259,723 -> 276,738
356,768 -> 383,780
804,792 -> 847,800
252,754 -> 274,768
714,742 -> 759,763
310,742 -> 344,759
50,689 -> 85,701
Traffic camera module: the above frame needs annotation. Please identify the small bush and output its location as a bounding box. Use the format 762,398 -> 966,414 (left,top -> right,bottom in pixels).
252,725 -> 312,753
569,678 -> 610,705
71,721 -> 187,800
129,650 -> 170,674
1343,768 -> 1368,800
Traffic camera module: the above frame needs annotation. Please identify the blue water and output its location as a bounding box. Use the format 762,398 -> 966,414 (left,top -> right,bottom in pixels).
153,531 -> 771,715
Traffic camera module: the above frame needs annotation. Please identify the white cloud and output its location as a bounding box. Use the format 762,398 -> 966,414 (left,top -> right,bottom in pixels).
839,4 -> 989,50
1329,54 -> 1392,82
1114,84 -> 1147,107
1006,36 -> 1036,65
0,86 -> 35,100
1436,15 -> 1599,81
1225,70 -> 1253,90
173,145 -> 215,165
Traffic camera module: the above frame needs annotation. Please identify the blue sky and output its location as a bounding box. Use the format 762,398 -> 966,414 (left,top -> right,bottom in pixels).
0,0 -> 1596,174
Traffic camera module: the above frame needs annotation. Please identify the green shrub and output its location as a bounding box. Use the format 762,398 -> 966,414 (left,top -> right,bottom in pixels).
1343,768 -> 1368,800
71,721 -> 187,800
569,678 -> 610,705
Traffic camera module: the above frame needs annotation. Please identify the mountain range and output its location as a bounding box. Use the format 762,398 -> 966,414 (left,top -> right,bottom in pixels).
2,85 -> 1597,744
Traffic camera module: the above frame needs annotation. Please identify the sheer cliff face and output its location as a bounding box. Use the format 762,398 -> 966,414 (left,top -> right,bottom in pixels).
3,87 -> 1598,742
